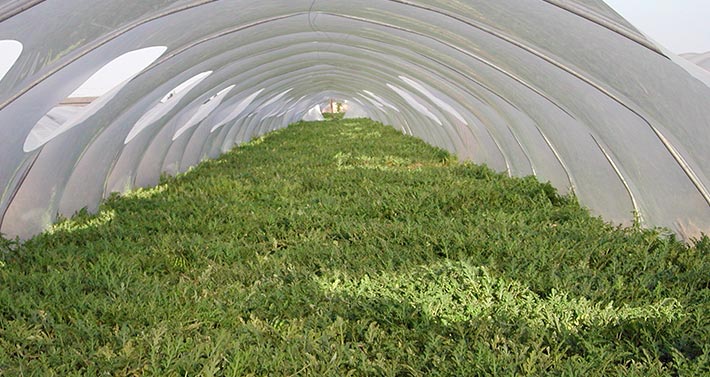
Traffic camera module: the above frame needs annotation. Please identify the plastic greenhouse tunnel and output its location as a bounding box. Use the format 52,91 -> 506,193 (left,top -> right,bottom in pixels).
0,1 -> 709,239
0,1 -> 709,374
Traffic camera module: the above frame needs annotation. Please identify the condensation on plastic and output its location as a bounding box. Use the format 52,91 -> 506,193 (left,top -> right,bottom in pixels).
0,0 -> 708,240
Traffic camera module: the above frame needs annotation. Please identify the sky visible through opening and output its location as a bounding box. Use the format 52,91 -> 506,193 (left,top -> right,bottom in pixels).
604,0 -> 710,54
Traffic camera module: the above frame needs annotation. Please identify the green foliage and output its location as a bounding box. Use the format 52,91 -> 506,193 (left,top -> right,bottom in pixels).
323,112 -> 344,120
0,118 -> 708,376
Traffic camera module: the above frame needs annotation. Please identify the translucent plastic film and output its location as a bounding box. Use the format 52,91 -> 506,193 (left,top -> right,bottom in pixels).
0,0 -> 708,240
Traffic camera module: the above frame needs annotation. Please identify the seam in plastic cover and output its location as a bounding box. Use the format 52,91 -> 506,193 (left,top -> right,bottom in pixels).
125,70 -> 213,144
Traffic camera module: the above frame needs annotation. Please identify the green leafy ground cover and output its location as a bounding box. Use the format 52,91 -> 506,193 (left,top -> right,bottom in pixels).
322,112 -> 344,120
1,118 -> 708,376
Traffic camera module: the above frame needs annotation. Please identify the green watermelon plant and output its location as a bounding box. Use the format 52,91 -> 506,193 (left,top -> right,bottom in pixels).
1,118 -> 707,376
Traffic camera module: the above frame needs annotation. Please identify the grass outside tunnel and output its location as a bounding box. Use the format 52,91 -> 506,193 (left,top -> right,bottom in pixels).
0,118 -> 708,376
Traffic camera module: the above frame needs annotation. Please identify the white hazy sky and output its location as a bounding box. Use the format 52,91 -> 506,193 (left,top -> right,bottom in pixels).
604,0 -> 710,54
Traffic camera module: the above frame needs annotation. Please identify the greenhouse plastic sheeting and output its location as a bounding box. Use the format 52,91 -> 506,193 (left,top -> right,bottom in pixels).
303,105 -> 325,122
0,0 -> 708,240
